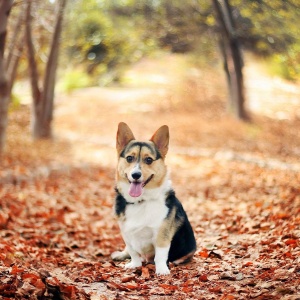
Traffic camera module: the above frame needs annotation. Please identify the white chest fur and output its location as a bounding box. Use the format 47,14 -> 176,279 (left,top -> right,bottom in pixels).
118,178 -> 172,256
121,199 -> 168,255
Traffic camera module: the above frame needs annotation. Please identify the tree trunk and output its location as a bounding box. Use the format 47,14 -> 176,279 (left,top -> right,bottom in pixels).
39,0 -> 67,139
212,0 -> 247,120
6,4 -> 25,95
0,55 -> 9,153
0,0 -> 14,153
26,0 -> 67,139
7,43 -> 23,94
25,0 -> 43,139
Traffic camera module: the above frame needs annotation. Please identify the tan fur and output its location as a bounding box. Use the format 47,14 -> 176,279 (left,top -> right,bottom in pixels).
150,125 -> 169,158
116,122 -> 135,156
156,208 -> 183,248
141,244 -> 155,258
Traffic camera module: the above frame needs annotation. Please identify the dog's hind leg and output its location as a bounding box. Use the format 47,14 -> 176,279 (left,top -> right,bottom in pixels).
111,247 -> 130,261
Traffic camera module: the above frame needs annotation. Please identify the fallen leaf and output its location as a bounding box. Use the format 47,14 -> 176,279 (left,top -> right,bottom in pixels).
198,249 -> 209,258
121,275 -> 135,283
182,286 -> 193,293
220,272 -> 236,281
159,284 -> 178,291
142,266 -> 150,279
285,239 -> 297,246
125,282 -> 140,290
199,274 -> 208,282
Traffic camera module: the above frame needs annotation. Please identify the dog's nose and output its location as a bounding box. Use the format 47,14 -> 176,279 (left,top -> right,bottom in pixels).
132,171 -> 142,180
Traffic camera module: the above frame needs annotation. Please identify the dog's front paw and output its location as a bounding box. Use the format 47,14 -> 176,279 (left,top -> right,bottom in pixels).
155,264 -> 170,275
111,250 -> 130,261
125,260 -> 142,269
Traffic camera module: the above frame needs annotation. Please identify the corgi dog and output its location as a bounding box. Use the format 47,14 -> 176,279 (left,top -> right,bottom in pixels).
111,122 -> 196,275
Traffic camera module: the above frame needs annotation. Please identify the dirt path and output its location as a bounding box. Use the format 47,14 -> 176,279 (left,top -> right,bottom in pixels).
54,54 -> 300,169
244,58 -> 300,120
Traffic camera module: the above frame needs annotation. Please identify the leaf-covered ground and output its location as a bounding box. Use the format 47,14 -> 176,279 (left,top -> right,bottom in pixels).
1,55 -> 300,299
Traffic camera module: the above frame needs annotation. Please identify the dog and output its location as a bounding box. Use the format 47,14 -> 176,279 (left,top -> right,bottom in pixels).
111,122 -> 196,275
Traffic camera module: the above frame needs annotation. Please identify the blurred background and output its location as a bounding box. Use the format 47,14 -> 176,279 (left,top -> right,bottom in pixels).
1,0 -> 300,168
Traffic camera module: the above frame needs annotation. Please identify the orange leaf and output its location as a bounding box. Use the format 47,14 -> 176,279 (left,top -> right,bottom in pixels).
22,273 -> 40,283
199,249 -> 209,258
125,282 -> 140,290
284,251 -> 293,258
182,286 -> 193,293
243,262 -> 253,267
181,279 -> 194,287
11,265 -> 24,274
33,279 -> 45,290
285,239 -> 297,246
199,274 -> 208,282
107,281 -> 128,291
142,266 -> 150,279
221,295 -> 235,300
209,286 -> 222,293
61,285 -> 77,300
159,284 -> 178,291
121,276 -> 135,283
46,277 -> 60,286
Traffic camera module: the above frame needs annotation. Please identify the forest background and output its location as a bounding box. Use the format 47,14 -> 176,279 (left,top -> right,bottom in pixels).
0,0 -> 300,299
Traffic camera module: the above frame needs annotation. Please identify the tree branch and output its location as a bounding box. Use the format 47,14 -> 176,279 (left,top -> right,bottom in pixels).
5,3 -> 25,70
25,0 -> 41,107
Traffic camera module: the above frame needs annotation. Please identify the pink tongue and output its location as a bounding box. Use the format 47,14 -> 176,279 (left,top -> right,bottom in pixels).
129,182 -> 143,197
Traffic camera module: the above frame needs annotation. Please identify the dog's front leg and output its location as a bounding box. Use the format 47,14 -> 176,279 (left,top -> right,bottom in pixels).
154,246 -> 170,275
154,208 -> 178,275
124,245 -> 142,269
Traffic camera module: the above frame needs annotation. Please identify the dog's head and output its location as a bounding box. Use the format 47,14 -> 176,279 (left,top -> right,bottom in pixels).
116,122 -> 169,198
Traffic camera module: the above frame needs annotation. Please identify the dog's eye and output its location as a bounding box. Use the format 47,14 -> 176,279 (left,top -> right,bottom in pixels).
126,156 -> 134,163
145,157 -> 153,165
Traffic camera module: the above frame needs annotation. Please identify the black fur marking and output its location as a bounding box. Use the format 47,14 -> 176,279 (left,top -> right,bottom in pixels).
120,142 -> 162,160
114,188 -> 127,216
165,190 -> 197,263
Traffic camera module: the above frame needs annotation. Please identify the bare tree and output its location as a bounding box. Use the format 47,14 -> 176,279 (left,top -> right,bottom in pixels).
0,0 -> 14,153
6,3 -> 26,95
212,0 -> 247,120
26,0 -> 67,139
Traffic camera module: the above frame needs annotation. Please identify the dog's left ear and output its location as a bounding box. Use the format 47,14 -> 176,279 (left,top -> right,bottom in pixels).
150,125 -> 169,158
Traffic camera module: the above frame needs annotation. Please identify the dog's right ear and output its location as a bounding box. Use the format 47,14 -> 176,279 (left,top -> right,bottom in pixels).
150,125 -> 169,159
116,122 -> 135,155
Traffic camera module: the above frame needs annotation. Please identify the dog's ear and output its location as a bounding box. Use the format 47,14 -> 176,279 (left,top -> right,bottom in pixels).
150,125 -> 169,158
116,122 -> 135,155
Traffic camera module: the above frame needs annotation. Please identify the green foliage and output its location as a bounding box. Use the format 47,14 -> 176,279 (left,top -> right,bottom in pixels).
9,94 -> 21,112
62,0 -> 157,80
59,0 -> 300,82
115,0 -> 214,54
59,70 -> 93,94
228,0 -> 300,80
266,57 -> 294,81
245,123 -> 262,140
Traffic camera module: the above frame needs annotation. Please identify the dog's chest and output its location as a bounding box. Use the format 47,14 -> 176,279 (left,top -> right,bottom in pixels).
120,200 -> 168,251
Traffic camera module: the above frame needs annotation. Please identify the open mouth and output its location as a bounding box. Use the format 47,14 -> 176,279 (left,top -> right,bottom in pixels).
127,174 -> 154,197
